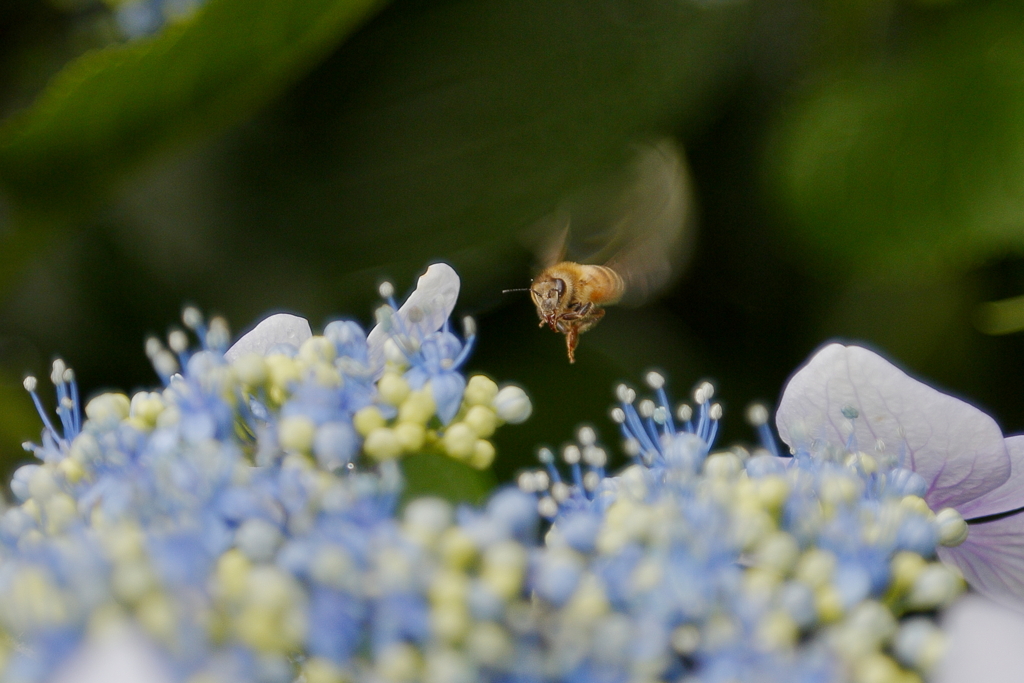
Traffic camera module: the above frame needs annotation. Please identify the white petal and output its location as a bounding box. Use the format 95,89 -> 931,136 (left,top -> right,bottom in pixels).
223,313 -> 312,362
50,625 -> 174,683
776,344 -> 1009,511
935,595 -> 1024,683
366,263 -> 460,371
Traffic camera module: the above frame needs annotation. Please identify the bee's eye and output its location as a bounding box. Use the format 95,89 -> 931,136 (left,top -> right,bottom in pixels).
552,278 -> 566,299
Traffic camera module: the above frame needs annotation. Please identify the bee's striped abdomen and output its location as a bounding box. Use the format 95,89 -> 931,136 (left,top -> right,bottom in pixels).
585,265 -> 625,306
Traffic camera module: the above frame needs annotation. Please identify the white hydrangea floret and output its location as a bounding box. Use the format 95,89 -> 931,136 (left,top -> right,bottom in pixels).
493,386 -> 532,424
224,313 -> 313,363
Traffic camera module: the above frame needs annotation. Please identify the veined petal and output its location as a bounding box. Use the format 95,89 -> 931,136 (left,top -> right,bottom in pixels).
366,263 -> 460,372
776,344 -> 1009,511
937,509 -> 1024,606
223,313 -> 312,362
958,435 -> 1024,519
935,595 -> 1024,683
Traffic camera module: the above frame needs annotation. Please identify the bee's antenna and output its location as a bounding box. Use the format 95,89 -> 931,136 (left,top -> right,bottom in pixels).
502,287 -> 531,294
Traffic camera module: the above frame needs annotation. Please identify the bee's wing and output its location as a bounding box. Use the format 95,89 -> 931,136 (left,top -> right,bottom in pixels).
532,210 -> 571,268
525,138 -> 693,305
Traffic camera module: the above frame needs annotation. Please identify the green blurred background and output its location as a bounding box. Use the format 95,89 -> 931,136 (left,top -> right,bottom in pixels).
3,0 -> 1024,497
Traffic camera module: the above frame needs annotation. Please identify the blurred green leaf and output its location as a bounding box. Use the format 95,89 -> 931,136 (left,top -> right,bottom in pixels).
142,0 -> 749,321
767,2 -> 1024,272
0,0 -> 385,289
401,451 -> 495,506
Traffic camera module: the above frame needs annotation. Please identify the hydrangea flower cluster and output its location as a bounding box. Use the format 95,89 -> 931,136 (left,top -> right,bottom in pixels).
512,373 -> 967,683
2,264 -> 535,682
4,262 -> 1023,683
776,344 -> 1024,609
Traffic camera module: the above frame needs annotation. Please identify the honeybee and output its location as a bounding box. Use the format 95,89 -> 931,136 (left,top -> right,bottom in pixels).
529,263 -> 624,363
513,139 -> 693,363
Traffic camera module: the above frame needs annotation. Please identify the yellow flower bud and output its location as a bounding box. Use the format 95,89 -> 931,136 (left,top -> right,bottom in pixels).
311,364 -> 342,388
394,422 -> 425,453
443,423 -> 476,460
756,610 -> 798,651
704,452 -> 742,478
853,654 -> 903,683
68,433 -> 100,464
236,605 -> 280,652
399,390 -> 436,425
278,416 -> 316,453
755,532 -> 800,575
57,457 -> 86,484
429,571 -> 469,606
378,373 -> 411,407
564,575 -> 609,623
216,549 -> 251,602
756,476 -> 789,512
439,528 -> 477,570
22,499 -> 41,523
815,584 -> 844,623
482,541 -> 527,600
469,439 -> 496,470
303,658 -> 350,683
376,643 -> 421,683
936,507 -> 968,547
353,406 -> 387,437
84,393 -> 130,423
364,428 -> 402,461
899,495 -> 933,518
466,621 -> 512,667
795,549 -> 837,588
129,392 -> 165,427
464,375 -> 499,406
233,352 -> 268,386
137,592 -> 176,642
112,561 -> 155,603
299,336 -> 336,364
44,494 -> 77,535
431,603 -> 470,643
265,354 -> 300,388
464,405 -> 498,438
890,551 -> 927,595
820,474 -> 861,506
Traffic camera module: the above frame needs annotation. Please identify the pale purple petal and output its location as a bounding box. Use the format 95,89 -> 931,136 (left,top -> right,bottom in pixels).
776,344 -> 1009,511
937,508 -> 1024,605
959,435 -> 1024,519
366,263 -> 460,371
223,313 -> 312,362
50,625 -> 174,683
935,595 -> 1024,683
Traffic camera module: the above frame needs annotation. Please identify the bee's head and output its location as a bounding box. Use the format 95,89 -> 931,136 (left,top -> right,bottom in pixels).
530,276 -> 566,319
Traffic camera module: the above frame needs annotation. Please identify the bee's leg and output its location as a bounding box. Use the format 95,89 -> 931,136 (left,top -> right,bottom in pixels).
563,309 -> 605,363
565,323 -> 579,363
575,307 -> 605,335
